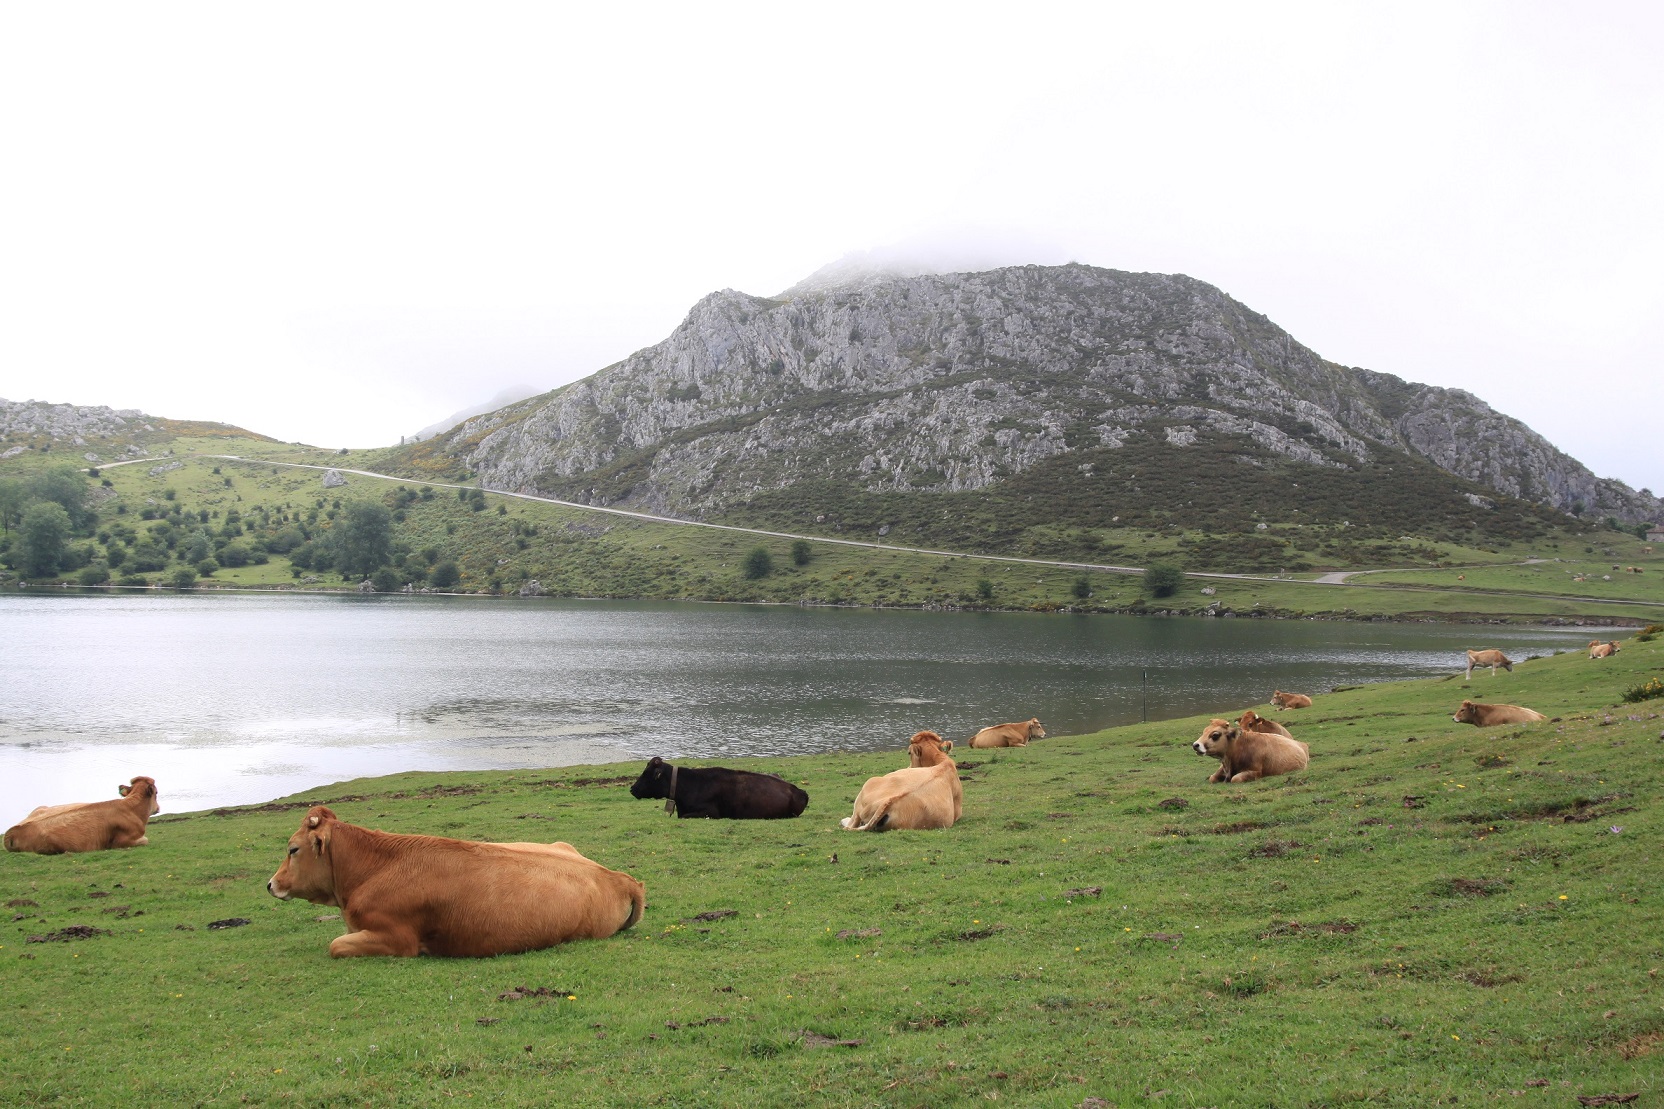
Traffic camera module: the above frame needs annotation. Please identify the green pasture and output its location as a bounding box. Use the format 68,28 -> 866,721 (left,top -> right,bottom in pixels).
6,631 -> 1663,1106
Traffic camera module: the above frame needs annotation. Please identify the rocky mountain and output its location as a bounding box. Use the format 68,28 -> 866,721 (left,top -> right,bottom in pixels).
410,385 -> 539,443
0,398 -> 269,465
392,263 -> 1656,548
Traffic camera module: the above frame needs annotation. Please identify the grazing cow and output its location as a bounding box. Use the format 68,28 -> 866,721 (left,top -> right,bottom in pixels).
629,757 -> 808,819
1192,719 -> 1309,784
4,777 -> 160,855
840,731 -> 962,832
968,717 -> 1046,749
267,806 -> 645,958
1464,649 -> 1515,680
1453,700 -> 1547,727
1238,710 -> 1293,738
1270,690 -> 1312,709
1588,640 -> 1621,660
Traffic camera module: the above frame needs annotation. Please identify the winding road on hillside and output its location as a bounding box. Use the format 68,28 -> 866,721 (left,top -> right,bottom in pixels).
100,454 -> 1664,614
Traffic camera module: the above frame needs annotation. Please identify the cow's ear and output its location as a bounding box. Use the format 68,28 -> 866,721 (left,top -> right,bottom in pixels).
118,784 -> 131,796
305,805 -> 338,830
648,756 -> 663,768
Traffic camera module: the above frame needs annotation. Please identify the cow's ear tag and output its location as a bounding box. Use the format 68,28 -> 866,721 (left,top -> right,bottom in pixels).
308,815 -> 323,829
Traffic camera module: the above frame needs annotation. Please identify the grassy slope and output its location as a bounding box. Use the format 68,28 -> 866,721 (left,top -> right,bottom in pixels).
43,450 -> 1664,624
5,634 -> 1662,1107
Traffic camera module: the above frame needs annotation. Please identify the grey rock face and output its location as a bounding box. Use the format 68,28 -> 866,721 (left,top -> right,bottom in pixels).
321,469 -> 347,488
436,264 -> 1656,524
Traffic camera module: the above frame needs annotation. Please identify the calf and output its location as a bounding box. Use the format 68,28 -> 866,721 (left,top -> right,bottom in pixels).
1588,640 -> 1620,660
1464,649 -> 1515,680
4,777 -> 160,855
1191,719 -> 1308,784
1238,710 -> 1293,738
629,758 -> 808,819
1270,690 -> 1312,709
1453,700 -> 1547,726
968,718 -> 1046,748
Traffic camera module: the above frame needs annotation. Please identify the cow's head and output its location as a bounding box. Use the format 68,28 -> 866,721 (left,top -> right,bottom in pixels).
1238,711 -> 1272,733
268,806 -> 341,905
117,776 -> 161,816
1027,719 -> 1047,740
630,757 -> 672,800
1192,719 -> 1237,757
908,731 -> 954,767
1452,701 -> 1479,725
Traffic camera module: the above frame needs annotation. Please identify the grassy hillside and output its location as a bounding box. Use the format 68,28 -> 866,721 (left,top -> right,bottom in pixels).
3,450 -> 1662,623
6,630 -> 1662,1105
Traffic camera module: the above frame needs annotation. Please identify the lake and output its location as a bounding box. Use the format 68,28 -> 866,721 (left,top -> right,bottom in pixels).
0,592 -> 1603,820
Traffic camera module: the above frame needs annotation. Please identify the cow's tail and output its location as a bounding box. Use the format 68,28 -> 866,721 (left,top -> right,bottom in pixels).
851,801 -> 894,832
619,878 -> 647,933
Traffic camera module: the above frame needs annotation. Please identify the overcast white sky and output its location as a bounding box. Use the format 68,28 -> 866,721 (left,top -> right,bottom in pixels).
2,2 -> 1659,493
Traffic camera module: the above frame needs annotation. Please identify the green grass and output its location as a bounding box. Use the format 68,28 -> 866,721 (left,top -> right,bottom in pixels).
6,634 -> 1663,1106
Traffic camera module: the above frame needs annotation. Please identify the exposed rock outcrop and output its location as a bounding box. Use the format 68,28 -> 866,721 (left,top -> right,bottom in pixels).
410,264 -> 1656,526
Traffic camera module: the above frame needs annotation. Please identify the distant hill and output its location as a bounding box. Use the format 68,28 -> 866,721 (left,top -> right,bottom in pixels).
0,398 -> 273,468
374,263 -> 1658,562
409,385 -> 539,443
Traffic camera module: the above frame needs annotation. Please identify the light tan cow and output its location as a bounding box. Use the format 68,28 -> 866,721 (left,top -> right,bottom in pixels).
1192,719 -> 1309,784
1464,649 -> 1515,680
1238,710 -> 1293,738
1270,690 -> 1312,709
1588,640 -> 1621,659
4,777 -> 161,855
840,731 -> 962,832
267,806 -> 645,958
1452,700 -> 1547,726
968,718 -> 1046,748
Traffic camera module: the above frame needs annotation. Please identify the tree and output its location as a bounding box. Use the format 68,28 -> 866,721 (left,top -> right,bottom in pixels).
0,477 -> 25,533
18,502 -> 72,577
336,502 -> 393,578
743,546 -> 773,579
167,566 -> 198,590
370,567 -> 402,593
1072,575 -> 1092,599
791,539 -> 812,566
976,578 -> 994,600
430,561 -> 461,589
1143,562 -> 1184,598
25,466 -> 94,530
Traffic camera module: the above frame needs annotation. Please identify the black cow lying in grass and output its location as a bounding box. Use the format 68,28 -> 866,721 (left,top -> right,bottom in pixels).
629,757 -> 809,819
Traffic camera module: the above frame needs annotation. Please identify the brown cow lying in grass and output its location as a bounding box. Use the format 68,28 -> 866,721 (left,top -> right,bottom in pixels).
1192,719 -> 1309,784
1238,710 -> 1293,738
1588,640 -> 1621,659
267,806 -> 645,957
1453,700 -> 1547,726
968,718 -> 1046,748
1464,649 -> 1515,680
840,731 -> 962,832
4,777 -> 160,855
1270,690 -> 1312,709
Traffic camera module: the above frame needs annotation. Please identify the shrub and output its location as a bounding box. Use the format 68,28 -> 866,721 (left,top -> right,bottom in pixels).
77,563 -> 110,586
167,567 -> 198,590
370,567 -> 402,593
976,579 -> 994,600
195,559 -> 220,577
743,546 -> 774,579
430,561 -> 461,589
791,539 -> 812,566
1621,677 -> 1664,704
1072,575 -> 1091,599
1144,562 -> 1185,598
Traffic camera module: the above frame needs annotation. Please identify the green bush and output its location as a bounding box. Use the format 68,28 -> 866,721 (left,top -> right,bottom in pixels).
976,578 -> 994,600
166,567 -> 198,590
1143,562 -> 1184,598
743,546 -> 773,579
1071,575 -> 1091,599
77,563 -> 110,586
195,559 -> 220,577
791,539 -> 812,566
1622,677 -> 1664,704
430,561 -> 461,589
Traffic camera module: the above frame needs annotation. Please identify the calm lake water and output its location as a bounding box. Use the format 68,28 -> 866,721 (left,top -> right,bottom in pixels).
0,592 -> 1602,820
